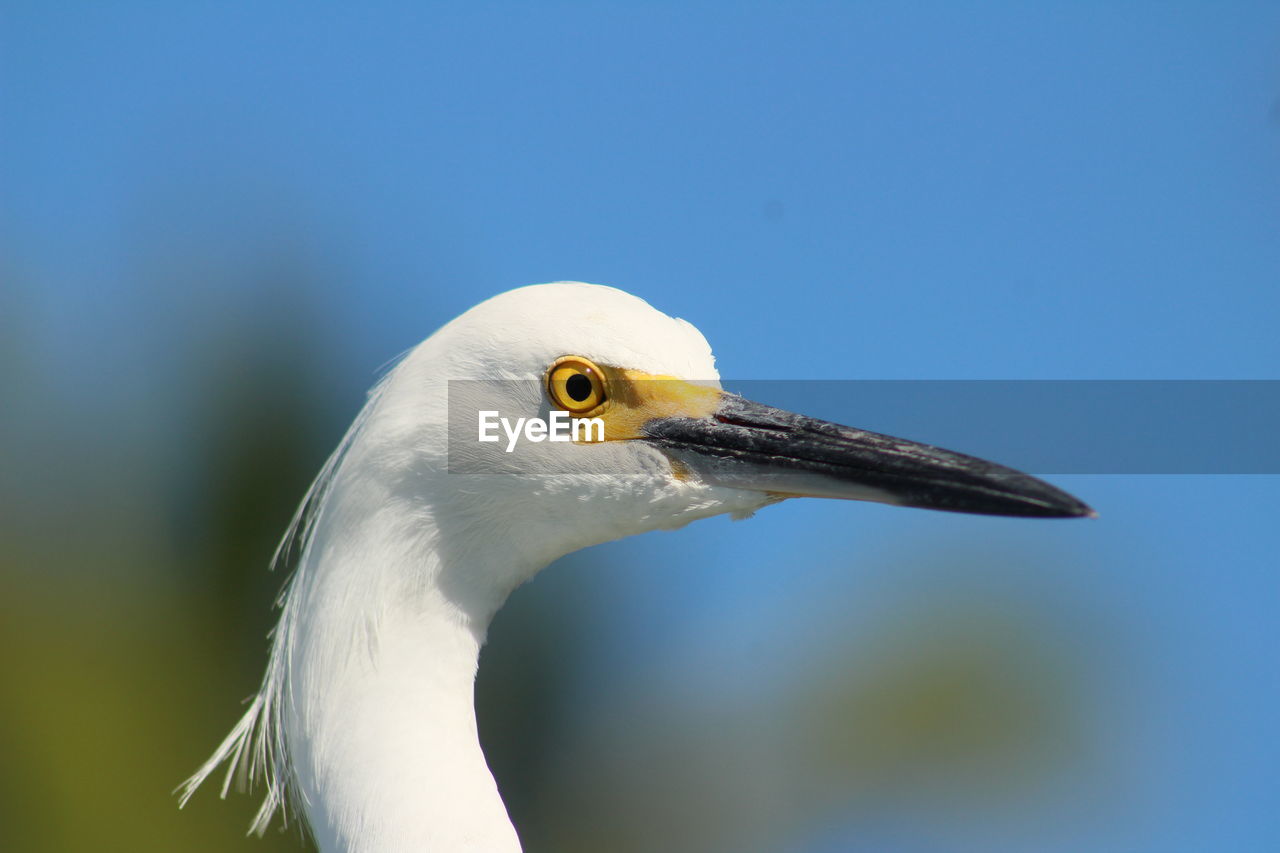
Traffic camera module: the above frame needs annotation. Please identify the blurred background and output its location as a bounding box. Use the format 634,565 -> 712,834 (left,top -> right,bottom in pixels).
3,2 -> 1279,851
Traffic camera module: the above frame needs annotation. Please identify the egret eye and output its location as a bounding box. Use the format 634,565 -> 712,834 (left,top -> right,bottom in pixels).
546,357 -> 607,413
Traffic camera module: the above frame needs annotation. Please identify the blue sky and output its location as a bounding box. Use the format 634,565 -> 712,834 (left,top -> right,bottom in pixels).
5,2 -> 1279,850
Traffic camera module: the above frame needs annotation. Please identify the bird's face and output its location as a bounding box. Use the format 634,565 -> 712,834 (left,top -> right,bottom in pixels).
405,283 -> 1090,563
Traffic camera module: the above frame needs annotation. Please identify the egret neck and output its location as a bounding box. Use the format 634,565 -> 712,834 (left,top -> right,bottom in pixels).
285,443 -> 540,853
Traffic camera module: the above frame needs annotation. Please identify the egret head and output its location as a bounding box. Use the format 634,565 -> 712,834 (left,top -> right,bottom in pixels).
355,282 -> 1090,575
182,281 -> 1093,847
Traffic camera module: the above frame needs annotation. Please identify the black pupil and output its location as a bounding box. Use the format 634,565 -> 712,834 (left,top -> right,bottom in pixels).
565,372 -> 593,402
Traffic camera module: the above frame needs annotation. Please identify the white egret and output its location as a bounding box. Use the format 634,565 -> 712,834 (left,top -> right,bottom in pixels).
180,282 -> 1091,852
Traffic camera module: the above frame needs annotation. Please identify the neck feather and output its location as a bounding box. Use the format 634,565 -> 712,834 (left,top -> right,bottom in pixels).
277,462 -> 532,853
180,374 -> 557,853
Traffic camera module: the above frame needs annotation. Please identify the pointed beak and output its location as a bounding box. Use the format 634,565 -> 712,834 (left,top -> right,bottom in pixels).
642,393 -> 1094,518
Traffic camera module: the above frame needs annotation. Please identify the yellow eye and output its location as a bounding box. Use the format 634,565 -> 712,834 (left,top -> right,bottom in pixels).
546,356 -> 607,413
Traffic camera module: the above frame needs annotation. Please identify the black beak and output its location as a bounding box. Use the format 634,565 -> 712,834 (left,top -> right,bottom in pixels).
642,394 -> 1094,518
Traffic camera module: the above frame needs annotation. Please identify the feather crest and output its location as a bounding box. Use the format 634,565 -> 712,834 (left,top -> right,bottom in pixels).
177,375 -> 393,834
